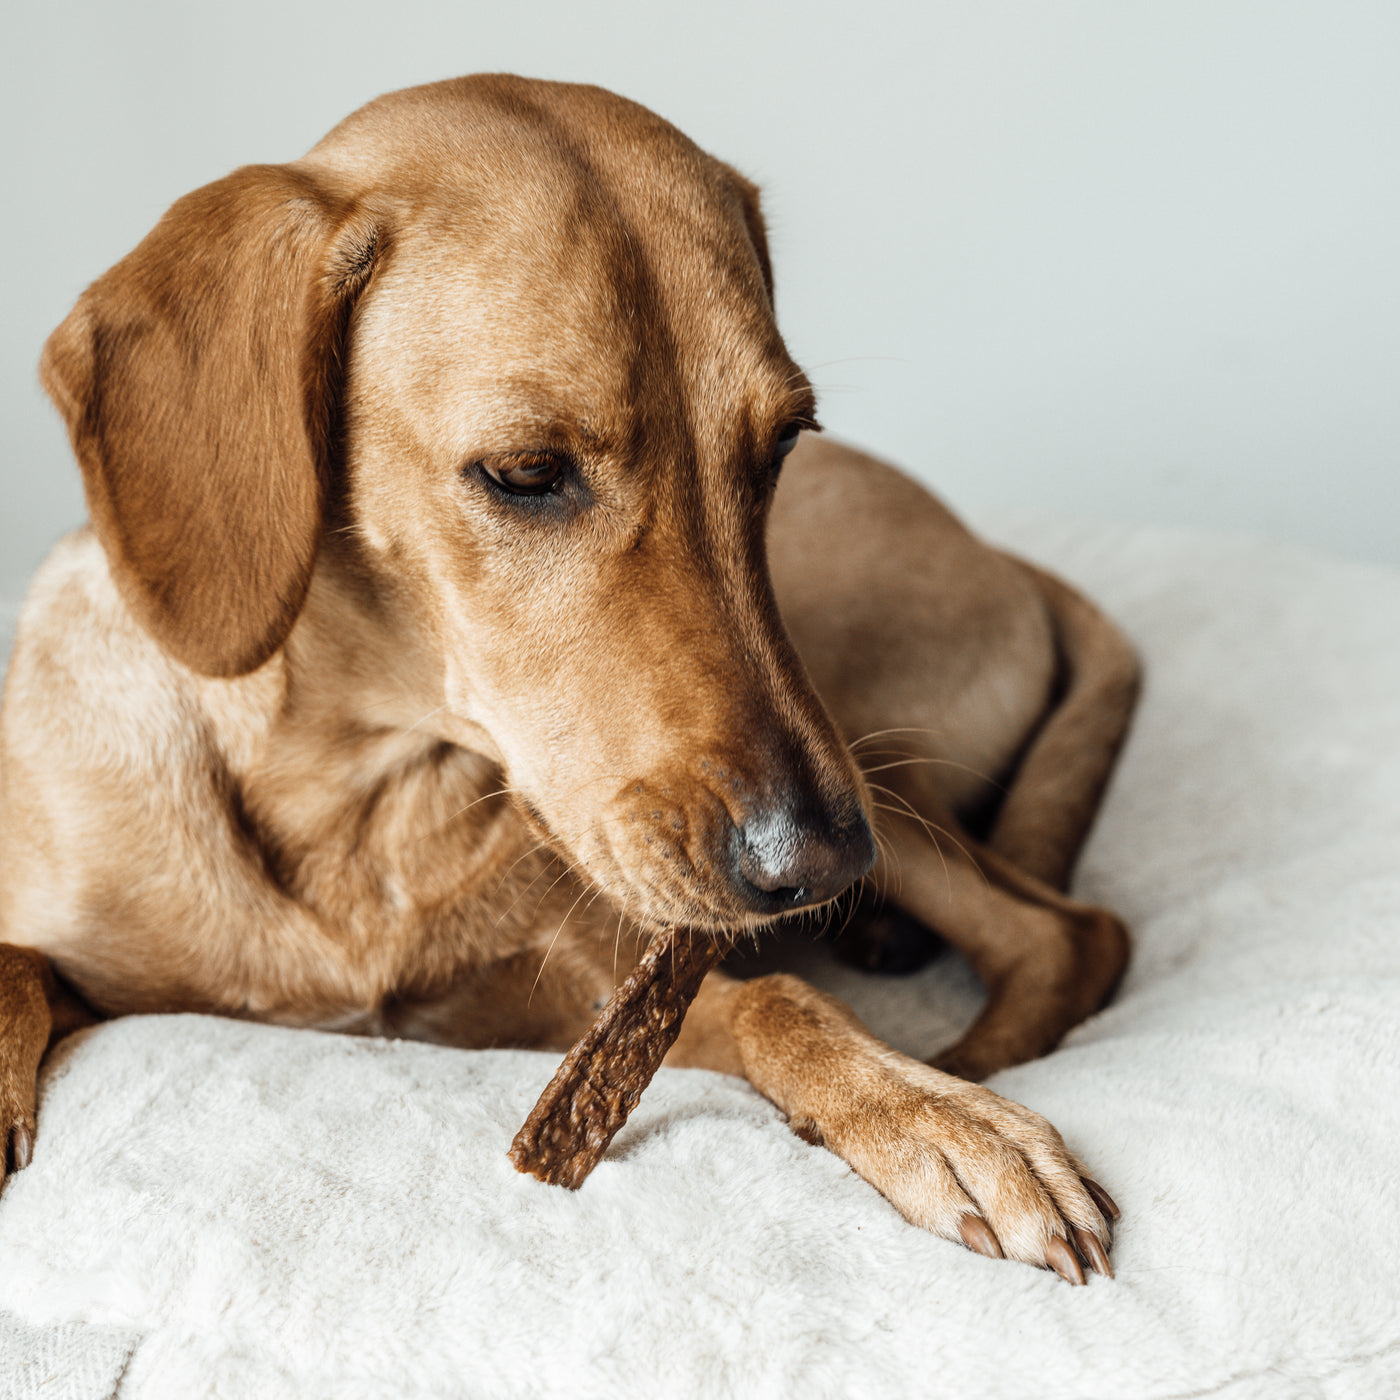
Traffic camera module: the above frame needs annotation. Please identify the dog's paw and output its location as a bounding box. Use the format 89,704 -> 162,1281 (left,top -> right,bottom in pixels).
819,1055 -> 1117,1282
0,1055 -> 39,1189
0,944 -> 50,1190
1,1108 -> 36,1187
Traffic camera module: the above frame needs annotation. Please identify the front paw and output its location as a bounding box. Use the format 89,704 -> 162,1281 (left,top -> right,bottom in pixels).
2,1114 -> 35,1185
817,1055 -> 1117,1282
0,1069 -> 39,1189
0,944 -> 50,1190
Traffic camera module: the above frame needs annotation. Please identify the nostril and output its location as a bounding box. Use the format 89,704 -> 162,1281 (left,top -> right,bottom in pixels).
732,805 -> 876,911
765,884 -> 810,907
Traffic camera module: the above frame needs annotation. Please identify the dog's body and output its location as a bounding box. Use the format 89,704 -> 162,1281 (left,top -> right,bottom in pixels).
0,76 -> 1136,1280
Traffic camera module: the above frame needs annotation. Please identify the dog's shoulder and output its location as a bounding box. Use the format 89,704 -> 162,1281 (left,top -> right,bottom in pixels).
2,531 -> 272,883
4,530 -> 282,763
8,529 -> 179,727
0,530 -> 297,985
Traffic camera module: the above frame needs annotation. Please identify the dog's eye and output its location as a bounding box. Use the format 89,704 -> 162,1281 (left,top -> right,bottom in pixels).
769,424 -> 803,482
479,453 -> 566,497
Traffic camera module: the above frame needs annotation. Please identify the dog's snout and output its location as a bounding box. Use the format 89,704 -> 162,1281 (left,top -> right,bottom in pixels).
730,803 -> 877,914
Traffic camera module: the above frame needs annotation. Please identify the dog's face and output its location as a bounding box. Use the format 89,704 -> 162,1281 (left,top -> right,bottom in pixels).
41,76 -> 875,931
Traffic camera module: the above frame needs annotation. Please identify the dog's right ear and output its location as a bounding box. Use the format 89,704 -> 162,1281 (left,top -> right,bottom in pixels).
40,164 -> 383,678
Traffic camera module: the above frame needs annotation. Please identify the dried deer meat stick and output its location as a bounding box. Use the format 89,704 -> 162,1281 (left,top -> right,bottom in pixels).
508,928 -> 732,1189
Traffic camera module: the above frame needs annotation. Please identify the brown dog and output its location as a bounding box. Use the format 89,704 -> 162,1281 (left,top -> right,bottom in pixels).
0,75 -> 1136,1282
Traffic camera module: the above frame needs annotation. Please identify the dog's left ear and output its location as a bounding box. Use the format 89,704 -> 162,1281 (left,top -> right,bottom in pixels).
720,166 -> 774,303
40,164 -> 384,678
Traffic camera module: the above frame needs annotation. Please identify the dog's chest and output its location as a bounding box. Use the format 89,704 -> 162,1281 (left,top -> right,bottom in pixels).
259,819 -> 608,1050
233,736 -> 585,1023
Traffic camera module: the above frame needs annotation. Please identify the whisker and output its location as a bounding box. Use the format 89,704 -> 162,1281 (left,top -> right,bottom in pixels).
405,703 -> 449,734
849,725 -> 948,750
500,837 -> 555,880
868,785 -> 955,905
801,354 -> 909,372
871,800 -> 948,904
499,850 -> 590,925
867,810 -> 903,899
427,785 -> 518,835
868,784 -> 989,898
612,892 -> 630,983
858,756 -> 1000,790
832,883 -> 863,942
529,878 -> 601,1005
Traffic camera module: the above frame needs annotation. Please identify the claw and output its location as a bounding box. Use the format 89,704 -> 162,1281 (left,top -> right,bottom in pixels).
1072,1225 -> 1112,1279
957,1212 -> 1004,1260
1081,1176 -> 1120,1223
1045,1235 -> 1085,1285
8,1124 -> 32,1173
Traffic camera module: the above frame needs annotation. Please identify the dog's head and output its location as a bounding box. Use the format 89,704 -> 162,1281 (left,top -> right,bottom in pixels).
40,75 -> 875,931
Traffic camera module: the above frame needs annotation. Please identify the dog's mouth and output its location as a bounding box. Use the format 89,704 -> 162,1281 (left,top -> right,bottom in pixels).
488,734 -> 879,933
534,767 -> 879,934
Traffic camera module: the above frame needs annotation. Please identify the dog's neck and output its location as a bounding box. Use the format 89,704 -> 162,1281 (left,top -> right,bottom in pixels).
204,552 -> 560,970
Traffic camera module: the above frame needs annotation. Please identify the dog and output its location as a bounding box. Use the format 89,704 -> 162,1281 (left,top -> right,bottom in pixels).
0,75 -> 1137,1283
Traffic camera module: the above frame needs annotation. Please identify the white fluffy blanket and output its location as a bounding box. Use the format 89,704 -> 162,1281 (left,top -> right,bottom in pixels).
2,520 -> 1399,1400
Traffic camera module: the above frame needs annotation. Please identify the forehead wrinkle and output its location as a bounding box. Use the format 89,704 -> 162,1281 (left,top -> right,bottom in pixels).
482,94 -> 708,510
570,149 -> 799,473
356,83 -> 794,503
357,203 -> 648,465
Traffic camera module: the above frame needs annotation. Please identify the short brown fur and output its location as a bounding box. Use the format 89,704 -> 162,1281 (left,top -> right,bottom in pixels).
0,76 -> 1137,1277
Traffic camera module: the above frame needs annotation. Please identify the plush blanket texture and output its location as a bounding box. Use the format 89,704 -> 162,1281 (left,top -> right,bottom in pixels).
1,519 -> 1398,1400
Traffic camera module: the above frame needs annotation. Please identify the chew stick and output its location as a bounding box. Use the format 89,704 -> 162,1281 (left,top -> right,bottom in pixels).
508,928 -> 731,1189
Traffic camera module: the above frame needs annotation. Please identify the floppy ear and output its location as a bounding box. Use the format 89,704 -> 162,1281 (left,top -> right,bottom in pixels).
40,164 -> 383,677
719,165 -> 775,303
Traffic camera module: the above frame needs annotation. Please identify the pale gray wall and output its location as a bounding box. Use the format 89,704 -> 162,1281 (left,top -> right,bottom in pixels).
4,0 -> 1397,611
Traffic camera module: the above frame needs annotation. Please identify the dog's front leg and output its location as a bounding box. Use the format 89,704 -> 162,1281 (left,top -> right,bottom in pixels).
668,972 -> 1115,1281
0,946 -> 96,1186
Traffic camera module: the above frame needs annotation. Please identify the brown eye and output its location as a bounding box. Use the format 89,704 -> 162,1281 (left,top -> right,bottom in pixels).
769,423 -> 803,482
479,453 -> 566,497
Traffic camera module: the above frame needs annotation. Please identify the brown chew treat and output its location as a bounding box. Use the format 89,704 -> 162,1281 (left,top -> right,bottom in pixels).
509,929 -> 731,1189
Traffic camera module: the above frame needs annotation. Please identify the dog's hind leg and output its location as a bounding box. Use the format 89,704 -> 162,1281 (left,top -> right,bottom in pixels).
874,809 -> 1128,1083
984,558 -> 1140,893
0,945 -> 95,1185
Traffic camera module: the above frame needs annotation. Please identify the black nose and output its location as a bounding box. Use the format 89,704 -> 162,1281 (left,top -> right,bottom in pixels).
730,804 -> 877,914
